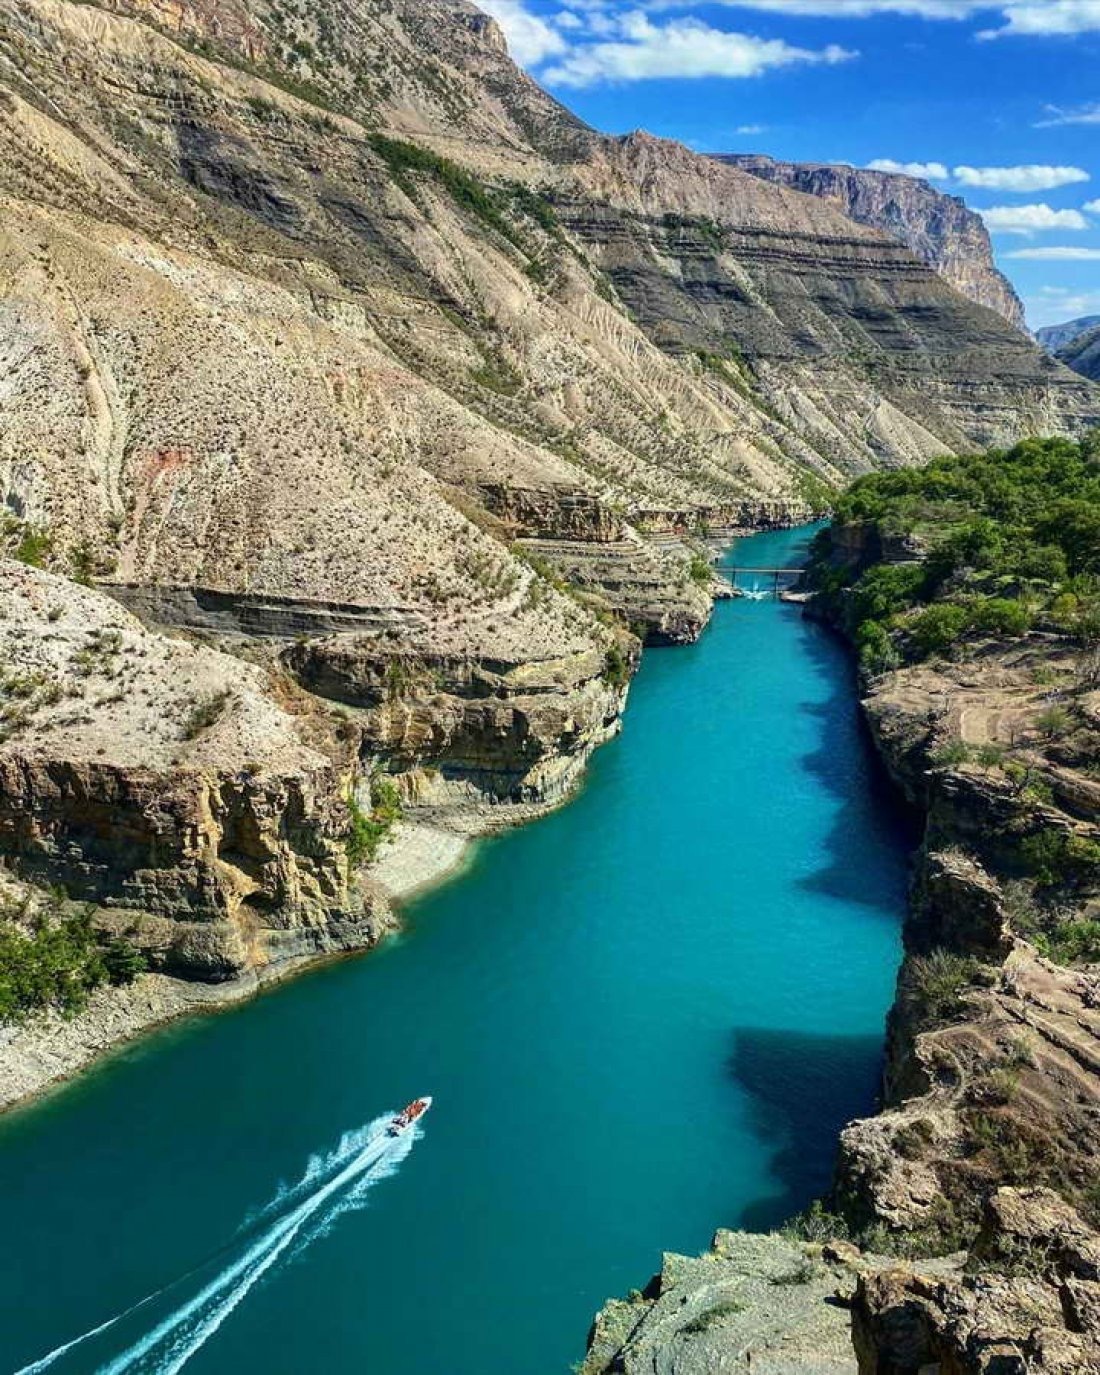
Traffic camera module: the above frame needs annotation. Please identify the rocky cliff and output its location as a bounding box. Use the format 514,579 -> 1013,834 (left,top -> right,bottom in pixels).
583,650 -> 1100,1373
720,154 -> 1026,330
0,561 -> 391,980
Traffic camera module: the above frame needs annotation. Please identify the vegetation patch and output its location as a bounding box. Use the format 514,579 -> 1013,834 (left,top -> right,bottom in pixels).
903,949 -> 983,1027
0,891 -> 145,1025
368,135 -> 524,250
601,643 -> 631,689
346,773 -> 403,867
807,434 -> 1100,673
181,689 -> 232,741
687,552 -> 712,587
679,1299 -> 745,1334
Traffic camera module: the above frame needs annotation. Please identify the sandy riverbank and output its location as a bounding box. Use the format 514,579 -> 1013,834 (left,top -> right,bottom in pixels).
0,796 -> 566,1113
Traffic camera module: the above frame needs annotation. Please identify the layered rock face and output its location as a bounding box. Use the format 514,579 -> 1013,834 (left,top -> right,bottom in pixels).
834,645 -> 1100,1248
0,0 -> 1094,614
284,633 -> 632,804
0,561 -> 391,980
720,154 -> 1025,329
851,1189 -> 1100,1374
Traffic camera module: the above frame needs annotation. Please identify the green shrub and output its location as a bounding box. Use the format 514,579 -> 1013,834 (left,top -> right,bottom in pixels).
1034,704 -> 1071,739
181,689 -> 232,740
975,743 -> 1006,767
14,527 -> 52,568
688,553 -> 712,587
1046,919 -> 1100,964
904,949 -> 981,1026
967,597 -> 1032,638
1020,830 -> 1100,888
680,1300 -> 746,1334
931,738 -> 971,767
780,1198 -> 852,1243
602,643 -> 631,689
346,774 -> 403,867
907,603 -> 969,657
856,620 -> 901,676
0,899 -> 145,1025
850,563 -> 926,624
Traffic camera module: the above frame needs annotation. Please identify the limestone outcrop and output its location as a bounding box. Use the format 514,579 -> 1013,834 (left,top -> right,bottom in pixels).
283,633 -> 634,803
851,1189 -> 1100,1373
0,560 -> 389,981
832,646 -> 1100,1251
581,1231 -> 867,1375
721,155 -> 1025,328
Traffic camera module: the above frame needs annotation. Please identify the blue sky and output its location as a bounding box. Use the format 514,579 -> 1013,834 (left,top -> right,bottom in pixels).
480,1 -> 1100,328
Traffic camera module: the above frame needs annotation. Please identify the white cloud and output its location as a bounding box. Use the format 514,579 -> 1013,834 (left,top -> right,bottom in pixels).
1028,285 -> 1100,326
863,161 -> 1092,195
686,2 -> 985,14
981,2 -> 1100,38
1086,199 -> 1100,213
492,1 -> 1100,92
541,14 -> 855,87
478,0 -> 568,65
1037,102 -> 1100,127
659,1 -> 1100,36
954,164 -> 1090,192
867,158 -> 949,179
737,123 -> 768,134
980,204 -> 1091,233
1005,246 -> 1100,260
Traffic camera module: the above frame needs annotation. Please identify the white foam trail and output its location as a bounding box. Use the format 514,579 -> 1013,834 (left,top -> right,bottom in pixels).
147,1134 -> 415,1375
15,1111 -> 418,1375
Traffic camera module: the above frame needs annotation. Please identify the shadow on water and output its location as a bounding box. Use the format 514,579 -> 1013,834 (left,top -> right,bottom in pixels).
794,617 -> 919,913
728,1025 -> 886,1231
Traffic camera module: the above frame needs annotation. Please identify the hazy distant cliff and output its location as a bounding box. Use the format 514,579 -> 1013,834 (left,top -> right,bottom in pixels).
719,154 -> 1026,329
1038,316 -> 1100,381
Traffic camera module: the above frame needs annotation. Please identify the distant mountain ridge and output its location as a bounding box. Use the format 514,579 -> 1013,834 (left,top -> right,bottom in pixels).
1037,315 -> 1100,382
717,153 -> 1025,329
1055,325 -> 1100,382
1037,316 -> 1100,352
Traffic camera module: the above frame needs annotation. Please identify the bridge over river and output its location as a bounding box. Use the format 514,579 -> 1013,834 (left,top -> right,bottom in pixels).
716,566 -> 805,597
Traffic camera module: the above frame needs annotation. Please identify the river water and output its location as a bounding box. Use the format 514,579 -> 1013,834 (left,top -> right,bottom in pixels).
0,525 -> 910,1375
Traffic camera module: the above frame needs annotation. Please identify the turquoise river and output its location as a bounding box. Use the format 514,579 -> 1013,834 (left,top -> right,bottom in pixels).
0,526 -> 912,1375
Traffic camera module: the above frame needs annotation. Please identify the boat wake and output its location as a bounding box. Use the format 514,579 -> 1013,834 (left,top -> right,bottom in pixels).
15,1110 -> 424,1375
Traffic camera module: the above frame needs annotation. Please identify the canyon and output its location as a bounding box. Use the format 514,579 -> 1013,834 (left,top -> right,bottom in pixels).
0,3 -> 1099,1371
